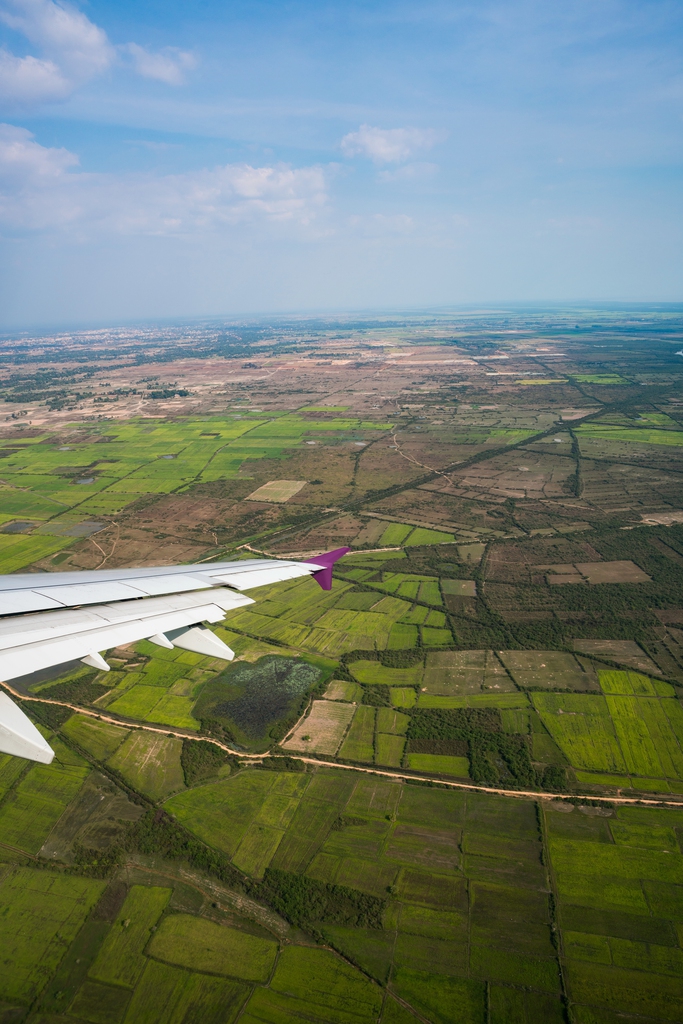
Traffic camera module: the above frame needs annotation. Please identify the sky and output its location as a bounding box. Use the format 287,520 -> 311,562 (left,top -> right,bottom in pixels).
0,0 -> 682,327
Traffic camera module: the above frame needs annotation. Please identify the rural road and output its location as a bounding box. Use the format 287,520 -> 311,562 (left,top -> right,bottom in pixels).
5,682 -> 683,810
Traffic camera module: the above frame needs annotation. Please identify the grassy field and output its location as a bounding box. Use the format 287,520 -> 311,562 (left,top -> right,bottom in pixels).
0,868 -> 105,1003
117,960 -> 248,1024
0,740 -> 90,854
338,706 -> 376,762
376,733 -> 406,766
532,684 -> 683,784
406,754 -> 470,776
546,801 -> 683,1021
108,732 -> 185,800
165,770 -> 309,869
90,886 -> 172,988
148,914 -> 277,980
324,679 -> 363,701
62,714 -> 130,760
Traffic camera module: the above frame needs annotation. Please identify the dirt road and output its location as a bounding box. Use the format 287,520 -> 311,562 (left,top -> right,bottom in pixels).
5,682 -> 683,810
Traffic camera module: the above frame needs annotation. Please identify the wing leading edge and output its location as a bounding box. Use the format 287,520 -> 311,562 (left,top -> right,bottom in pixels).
0,547 -> 350,764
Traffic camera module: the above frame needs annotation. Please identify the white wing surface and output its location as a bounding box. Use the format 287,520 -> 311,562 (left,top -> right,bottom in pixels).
0,548 -> 350,764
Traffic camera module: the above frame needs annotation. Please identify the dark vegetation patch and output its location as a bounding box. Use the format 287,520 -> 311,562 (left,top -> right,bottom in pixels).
71,843 -> 123,879
180,739 -> 236,787
331,815 -> 367,830
341,649 -> 424,670
540,766 -> 568,792
37,674 -> 110,707
195,655 -> 323,747
91,881 -> 129,923
360,684 -> 392,706
22,698 -> 72,730
252,867 -> 386,933
260,756 -> 306,771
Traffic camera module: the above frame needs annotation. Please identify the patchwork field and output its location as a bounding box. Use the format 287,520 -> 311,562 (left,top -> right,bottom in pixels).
2,312 -> 683,1022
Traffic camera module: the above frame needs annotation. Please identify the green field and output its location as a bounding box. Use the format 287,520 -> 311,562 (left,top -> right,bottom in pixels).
338,706 -> 375,761
0,740 -> 89,854
0,868 -> 105,1003
165,770 -> 308,867
531,686 -> 683,783
90,886 -> 172,988
148,914 -> 277,980
62,714 -> 130,760
376,733 -> 406,767
107,732 -> 185,800
119,960 -> 248,1024
406,754 -> 470,776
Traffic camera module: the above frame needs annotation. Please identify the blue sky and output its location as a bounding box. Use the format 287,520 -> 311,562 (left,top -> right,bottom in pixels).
0,0 -> 681,325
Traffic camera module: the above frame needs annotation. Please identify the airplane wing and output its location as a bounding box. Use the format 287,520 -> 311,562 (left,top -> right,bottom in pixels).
0,547 -> 350,764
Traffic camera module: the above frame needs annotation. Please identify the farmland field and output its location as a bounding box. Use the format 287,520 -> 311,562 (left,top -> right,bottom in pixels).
282,700 -> 355,754
107,732 -> 185,800
148,914 -> 277,980
2,312 -> 683,1022
0,868 -> 105,1003
338,705 -> 376,761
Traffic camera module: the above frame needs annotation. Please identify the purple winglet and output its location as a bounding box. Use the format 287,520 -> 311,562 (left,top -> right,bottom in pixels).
304,547 -> 351,591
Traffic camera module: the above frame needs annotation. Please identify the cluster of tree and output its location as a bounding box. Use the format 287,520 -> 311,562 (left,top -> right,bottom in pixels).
406,738 -> 468,756
359,684 -> 392,706
252,868 -> 385,933
341,648 -> 423,670
259,756 -> 306,772
28,674 -> 109,707
180,739 -> 236,787
23,697 -> 72,731
71,842 -> 124,879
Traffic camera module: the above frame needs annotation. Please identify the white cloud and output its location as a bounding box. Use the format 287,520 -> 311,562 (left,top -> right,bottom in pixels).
0,0 -> 196,103
341,124 -> 440,164
0,123 -> 327,235
123,43 -> 196,86
0,48 -> 69,101
0,0 -> 113,98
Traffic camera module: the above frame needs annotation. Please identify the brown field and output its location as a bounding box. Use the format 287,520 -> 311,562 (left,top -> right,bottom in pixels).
246,480 -> 308,502
498,651 -> 600,691
282,700 -> 355,754
422,650 -> 516,695
445,450 -> 575,501
572,640 -> 662,675
542,560 -> 651,585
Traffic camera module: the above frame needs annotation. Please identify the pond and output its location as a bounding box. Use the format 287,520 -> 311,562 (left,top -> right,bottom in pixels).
193,655 -> 321,747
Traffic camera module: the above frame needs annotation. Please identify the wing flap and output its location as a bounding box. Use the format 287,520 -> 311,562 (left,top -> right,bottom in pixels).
0,588 -> 254,682
0,600 -> 234,682
0,591 -> 64,615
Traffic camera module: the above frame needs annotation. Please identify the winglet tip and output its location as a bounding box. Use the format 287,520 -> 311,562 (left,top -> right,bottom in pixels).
304,546 -> 351,590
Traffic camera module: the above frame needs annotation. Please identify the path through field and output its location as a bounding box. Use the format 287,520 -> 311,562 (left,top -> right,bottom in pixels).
6,682 -> 683,810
